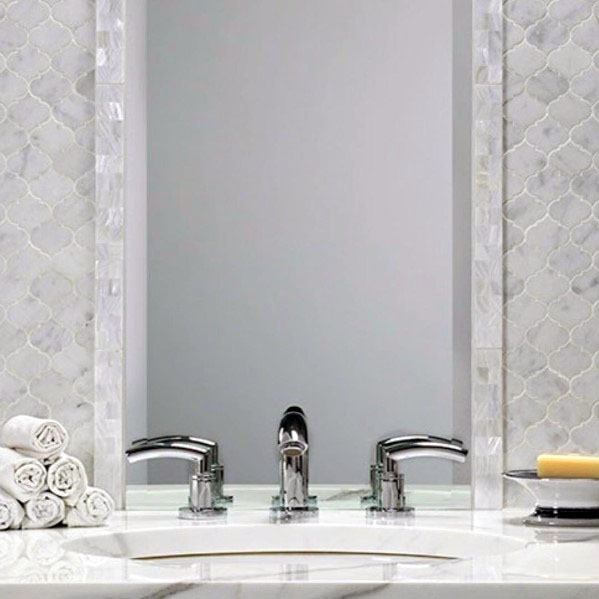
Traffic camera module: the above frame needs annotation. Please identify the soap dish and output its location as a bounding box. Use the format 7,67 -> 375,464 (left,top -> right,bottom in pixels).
504,470 -> 599,527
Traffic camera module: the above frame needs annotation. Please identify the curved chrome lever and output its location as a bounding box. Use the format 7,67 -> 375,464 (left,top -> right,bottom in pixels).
126,442 -> 210,469
364,435 -> 465,504
129,436 -> 231,504
375,434 -> 462,463
381,439 -> 467,469
125,441 -> 226,519
366,435 -> 468,514
131,435 -> 219,462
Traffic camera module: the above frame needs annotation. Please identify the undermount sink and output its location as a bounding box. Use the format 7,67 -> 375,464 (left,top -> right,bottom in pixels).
64,520 -> 527,583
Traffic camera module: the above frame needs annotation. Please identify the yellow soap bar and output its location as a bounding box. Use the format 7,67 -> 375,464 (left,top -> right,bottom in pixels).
537,454 -> 599,479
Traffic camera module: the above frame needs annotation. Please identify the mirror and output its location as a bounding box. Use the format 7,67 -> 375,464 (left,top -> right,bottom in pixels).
126,0 -> 472,492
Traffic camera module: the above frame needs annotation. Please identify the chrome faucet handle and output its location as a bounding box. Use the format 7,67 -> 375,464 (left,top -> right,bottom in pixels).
129,436 -> 232,504
378,436 -> 465,463
132,435 -> 218,459
376,434 -> 463,459
381,439 -> 467,468
362,434 -> 464,504
366,436 -> 468,514
125,442 -> 227,519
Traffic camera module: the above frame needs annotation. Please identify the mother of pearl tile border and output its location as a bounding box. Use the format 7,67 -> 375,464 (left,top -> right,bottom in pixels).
471,0 -> 504,509
94,0 -> 125,507
97,0 -> 506,508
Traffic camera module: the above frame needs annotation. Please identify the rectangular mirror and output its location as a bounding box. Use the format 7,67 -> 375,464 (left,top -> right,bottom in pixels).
126,0 -> 472,499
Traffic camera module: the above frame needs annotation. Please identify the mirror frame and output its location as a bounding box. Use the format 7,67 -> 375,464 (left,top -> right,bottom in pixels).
92,0 -> 504,509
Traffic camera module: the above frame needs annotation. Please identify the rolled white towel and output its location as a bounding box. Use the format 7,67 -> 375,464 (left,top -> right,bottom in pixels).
22,492 -> 65,529
0,416 -> 68,462
0,489 -> 24,531
64,487 -> 114,528
47,454 -> 88,507
0,447 -> 46,502
0,414 -> 69,464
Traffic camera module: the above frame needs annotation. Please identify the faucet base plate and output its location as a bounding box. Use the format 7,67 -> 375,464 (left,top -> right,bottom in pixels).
179,506 -> 227,520
271,495 -> 318,508
269,505 -> 319,523
365,505 -> 415,519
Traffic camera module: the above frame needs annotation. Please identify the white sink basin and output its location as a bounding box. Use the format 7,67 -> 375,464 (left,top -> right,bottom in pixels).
67,523 -> 523,560
64,519 -> 526,583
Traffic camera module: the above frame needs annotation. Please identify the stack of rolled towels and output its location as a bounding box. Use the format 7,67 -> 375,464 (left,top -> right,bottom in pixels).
0,415 -> 114,531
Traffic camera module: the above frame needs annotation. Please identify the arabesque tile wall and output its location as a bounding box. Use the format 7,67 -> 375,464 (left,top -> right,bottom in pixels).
0,0 -> 95,475
504,0 -> 599,500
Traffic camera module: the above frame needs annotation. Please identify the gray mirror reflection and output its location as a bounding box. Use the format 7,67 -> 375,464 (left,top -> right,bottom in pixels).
126,0 -> 472,490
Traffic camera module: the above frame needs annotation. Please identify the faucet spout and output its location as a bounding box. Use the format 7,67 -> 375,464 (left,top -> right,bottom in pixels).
273,406 -> 317,517
278,408 -> 309,457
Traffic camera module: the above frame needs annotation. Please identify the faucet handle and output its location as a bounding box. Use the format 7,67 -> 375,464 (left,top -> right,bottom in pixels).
376,434 -> 462,457
366,435 -> 468,515
362,434 -> 466,505
381,438 -> 468,469
131,435 -> 218,456
125,441 -> 227,518
128,436 -> 232,505
126,441 -> 211,469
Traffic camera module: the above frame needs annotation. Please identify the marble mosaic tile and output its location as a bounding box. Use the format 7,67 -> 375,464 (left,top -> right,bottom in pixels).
504,0 -> 599,504
0,0 -> 95,475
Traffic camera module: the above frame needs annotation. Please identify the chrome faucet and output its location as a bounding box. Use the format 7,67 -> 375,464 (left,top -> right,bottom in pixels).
365,434 -> 468,513
271,406 -> 318,519
125,436 -> 230,519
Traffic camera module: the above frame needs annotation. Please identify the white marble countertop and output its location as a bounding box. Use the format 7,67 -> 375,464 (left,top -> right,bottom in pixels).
2,505 -> 599,598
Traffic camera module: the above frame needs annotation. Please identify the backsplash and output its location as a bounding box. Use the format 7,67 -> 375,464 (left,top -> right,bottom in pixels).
504,0 -> 599,497
0,0 -> 95,475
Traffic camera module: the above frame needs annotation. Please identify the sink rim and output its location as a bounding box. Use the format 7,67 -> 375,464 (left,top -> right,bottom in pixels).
63,521 -> 528,562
